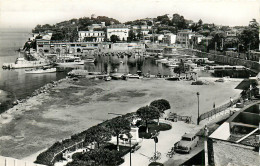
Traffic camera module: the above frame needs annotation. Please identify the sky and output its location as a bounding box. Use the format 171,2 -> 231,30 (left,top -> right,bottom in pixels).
0,0 -> 259,30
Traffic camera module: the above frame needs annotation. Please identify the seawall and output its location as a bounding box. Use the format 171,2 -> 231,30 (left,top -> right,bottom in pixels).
179,49 -> 260,72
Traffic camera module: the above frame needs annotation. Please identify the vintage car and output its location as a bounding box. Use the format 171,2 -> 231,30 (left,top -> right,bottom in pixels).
174,133 -> 199,153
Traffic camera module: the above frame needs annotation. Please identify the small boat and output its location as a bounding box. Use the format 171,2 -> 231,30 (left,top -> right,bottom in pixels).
55,57 -> 85,66
165,77 -> 180,81
85,58 -> 95,63
25,67 -> 56,74
127,74 -> 140,79
104,76 -> 111,81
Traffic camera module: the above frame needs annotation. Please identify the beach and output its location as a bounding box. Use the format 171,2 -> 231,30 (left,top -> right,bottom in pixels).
0,77 -> 242,161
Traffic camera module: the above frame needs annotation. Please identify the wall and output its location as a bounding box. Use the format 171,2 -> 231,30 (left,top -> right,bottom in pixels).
0,156 -> 46,166
212,140 -> 259,166
180,49 -> 260,72
210,122 -> 230,140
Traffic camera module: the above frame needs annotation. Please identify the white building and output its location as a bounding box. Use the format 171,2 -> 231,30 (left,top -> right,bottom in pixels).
106,25 -> 129,41
30,32 -> 53,41
162,33 -> 176,45
176,30 -> 196,48
88,22 -> 106,30
78,30 -> 105,42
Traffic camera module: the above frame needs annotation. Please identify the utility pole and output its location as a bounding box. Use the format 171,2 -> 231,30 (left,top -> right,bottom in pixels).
204,125 -> 209,166
197,92 -> 200,125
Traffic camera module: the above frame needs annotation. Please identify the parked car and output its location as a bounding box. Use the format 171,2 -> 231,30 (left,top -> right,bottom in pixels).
174,133 -> 199,153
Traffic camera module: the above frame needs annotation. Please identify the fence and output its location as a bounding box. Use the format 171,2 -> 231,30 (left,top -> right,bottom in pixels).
50,140 -> 85,164
199,97 -> 240,122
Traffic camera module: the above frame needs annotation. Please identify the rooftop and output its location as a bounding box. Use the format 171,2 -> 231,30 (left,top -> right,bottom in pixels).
210,101 -> 260,148
107,24 -> 128,29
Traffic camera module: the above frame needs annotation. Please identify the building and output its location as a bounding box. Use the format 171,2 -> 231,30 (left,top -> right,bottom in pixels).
225,30 -> 237,37
30,32 -> 53,41
162,33 -> 176,45
106,24 -> 129,41
88,22 -> 106,30
132,25 -> 152,36
209,102 -> 259,166
176,30 -> 196,48
36,39 -> 101,55
78,30 -> 105,42
191,35 -> 204,45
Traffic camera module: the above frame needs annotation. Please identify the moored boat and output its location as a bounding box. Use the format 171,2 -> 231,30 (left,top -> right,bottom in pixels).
3,57 -> 49,69
55,57 -> 85,66
25,67 -> 56,74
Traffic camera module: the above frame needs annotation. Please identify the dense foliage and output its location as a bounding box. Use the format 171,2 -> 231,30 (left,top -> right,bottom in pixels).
84,125 -> 111,148
105,116 -> 131,151
32,16 -> 120,41
67,149 -> 124,166
150,99 -> 171,113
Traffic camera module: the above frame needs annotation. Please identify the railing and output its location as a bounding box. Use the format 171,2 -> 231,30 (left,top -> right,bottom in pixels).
50,140 -> 84,164
199,97 -> 240,122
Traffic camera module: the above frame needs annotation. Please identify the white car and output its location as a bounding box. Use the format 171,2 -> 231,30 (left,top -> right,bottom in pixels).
174,133 -> 199,153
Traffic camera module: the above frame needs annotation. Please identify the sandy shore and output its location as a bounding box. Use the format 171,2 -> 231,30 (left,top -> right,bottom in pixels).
0,77 -> 242,160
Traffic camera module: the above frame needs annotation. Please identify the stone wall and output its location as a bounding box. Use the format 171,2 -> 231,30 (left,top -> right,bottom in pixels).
212,140 -> 259,166
180,49 -> 260,72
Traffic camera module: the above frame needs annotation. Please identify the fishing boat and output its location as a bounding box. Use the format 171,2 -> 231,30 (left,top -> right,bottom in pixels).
55,57 -> 85,66
25,67 -> 56,74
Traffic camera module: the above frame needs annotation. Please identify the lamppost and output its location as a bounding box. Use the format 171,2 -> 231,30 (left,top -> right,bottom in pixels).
197,92 -> 200,125
127,133 -> 133,166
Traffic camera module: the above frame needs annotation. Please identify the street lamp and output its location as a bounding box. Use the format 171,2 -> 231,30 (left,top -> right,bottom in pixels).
127,133 -> 133,166
197,92 -> 200,125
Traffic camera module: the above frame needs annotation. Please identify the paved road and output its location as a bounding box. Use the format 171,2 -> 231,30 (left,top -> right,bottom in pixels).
164,138 -> 204,166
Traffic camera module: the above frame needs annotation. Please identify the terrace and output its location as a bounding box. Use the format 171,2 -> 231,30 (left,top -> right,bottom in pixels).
210,102 -> 260,147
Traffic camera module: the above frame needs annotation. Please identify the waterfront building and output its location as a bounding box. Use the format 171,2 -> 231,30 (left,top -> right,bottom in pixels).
209,103 -> 259,165
78,30 -> 105,42
176,30 -> 196,48
36,39 -> 145,54
36,39 -> 101,55
106,24 -> 129,41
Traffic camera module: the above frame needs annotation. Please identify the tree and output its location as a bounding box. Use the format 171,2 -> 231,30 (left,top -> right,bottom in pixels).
128,30 -> 136,42
224,37 -> 239,50
136,106 -> 160,133
238,19 -> 259,51
150,99 -> 170,125
110,35 -> 120,43
106,117 -> 131,151
150,99 -> 171,114
198,19 -> 203,27
208,30 -> 226,50
172,13 -> 188,32
85,125 -> 111,149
